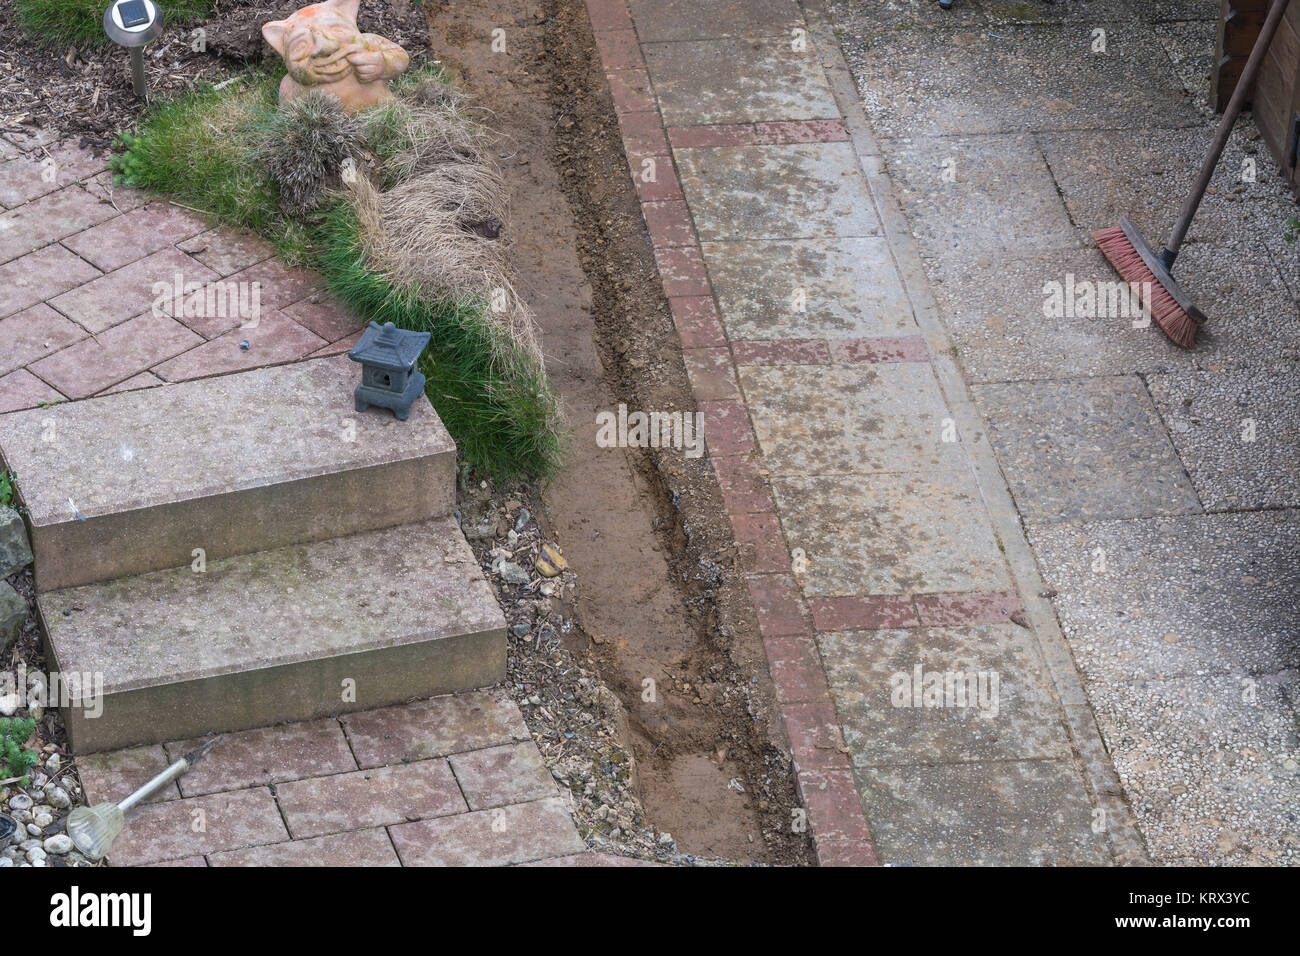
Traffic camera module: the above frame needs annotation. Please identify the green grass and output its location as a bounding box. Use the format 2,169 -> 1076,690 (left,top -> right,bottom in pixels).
112,73 -> 565,482
110,73 -> 316,264
316,206 -> 564,481
0,718 -> 38,785
0,471 -> 15,510
15,0 -> 213,46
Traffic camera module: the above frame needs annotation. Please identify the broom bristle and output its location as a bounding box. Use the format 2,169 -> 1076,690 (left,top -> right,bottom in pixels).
1092,226 -> 1198,349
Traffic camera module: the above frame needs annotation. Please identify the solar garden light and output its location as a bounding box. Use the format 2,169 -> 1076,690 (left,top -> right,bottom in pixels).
66,737 -> 218,861
103,0 -> 165,100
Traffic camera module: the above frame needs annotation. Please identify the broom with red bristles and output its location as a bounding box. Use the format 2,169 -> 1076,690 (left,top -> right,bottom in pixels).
1093,0 -> 1292,349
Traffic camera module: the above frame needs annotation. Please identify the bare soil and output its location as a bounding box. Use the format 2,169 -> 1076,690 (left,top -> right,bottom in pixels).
0,0 -> 431,147
423,0 -> 812,865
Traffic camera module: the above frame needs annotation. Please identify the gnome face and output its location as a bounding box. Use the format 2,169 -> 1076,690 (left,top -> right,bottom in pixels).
262,0 -> 410,112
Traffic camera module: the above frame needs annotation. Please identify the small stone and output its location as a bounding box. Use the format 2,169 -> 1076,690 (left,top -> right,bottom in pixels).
25,847 -> 45,864
536,543 -> 567,578
239,340 -> 251,350
32,811 -> 53,829
497,561 -> 530,586
43,834 -> 73,855
8,794 -> 33,812
514,508 -> 532,531
0,508 -> 34,577
44,787 -> 71,809
0,581 -> 27,655
0,857 -> 11,867
45,754 -> 60,773
658,832 -> 674,845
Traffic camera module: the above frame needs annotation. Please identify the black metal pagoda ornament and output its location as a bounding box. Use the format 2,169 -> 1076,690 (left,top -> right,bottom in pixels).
347,321 -> 431,421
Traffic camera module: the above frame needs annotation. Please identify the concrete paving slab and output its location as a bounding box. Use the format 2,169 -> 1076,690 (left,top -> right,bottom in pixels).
818,624 -> 1071,764
644,37 -> 839,126
1027,510 -> 1300,686
928,247 -> 1205,382
771,469 -> 1012,596
972,376 -> 1202,522
854,758 -> 1111,865
1040,126 -> 1295,245
0,369 -> 64,413
1089,672 -> 1300,866
342,689 -> 531,769
627,0 -> 803,41
701,237 -> 917,339
0,244 -> 101,319
675,143 -> 880,240
881,133 -> 1080,260
838,21 -> 1200,137
0,185 -> 117,265
983,0 -> 1139,22
42,515 -> 506,751
0,356 -> 457,589
740,362 -> 960,474
1146,364 -> 1300,511
48,248 -> 219,334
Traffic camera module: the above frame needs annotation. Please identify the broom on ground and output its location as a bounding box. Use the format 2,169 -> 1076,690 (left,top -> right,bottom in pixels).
1093,0 -> 1292,349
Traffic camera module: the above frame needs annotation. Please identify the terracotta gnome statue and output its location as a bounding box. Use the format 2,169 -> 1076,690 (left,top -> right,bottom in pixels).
262,0 -> 410,113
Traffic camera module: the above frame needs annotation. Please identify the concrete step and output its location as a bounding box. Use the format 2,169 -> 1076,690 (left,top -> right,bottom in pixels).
0,356 -> 456,591
39,515 -> 505,753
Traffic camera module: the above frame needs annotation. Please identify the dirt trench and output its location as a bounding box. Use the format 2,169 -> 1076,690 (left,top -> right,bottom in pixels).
423,0 -> 812,865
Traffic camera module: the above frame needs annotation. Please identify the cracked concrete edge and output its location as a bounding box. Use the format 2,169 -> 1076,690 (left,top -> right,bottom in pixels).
800,0 -> 1150,866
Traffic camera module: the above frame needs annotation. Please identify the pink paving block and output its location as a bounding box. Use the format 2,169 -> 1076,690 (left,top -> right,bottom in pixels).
669,295 -> 726,348
698,398 -> 755,455
107,788 -> 288,867
281,293 -> 366,342
653,245 -> 711,297
166,718 -> 357,797
798,768 -> 873,845
781,700 -> 851,772
62,201 -> 209,272
0,369 -> 65,413
152,311 -> 325,381
682,346 -> 740,401
710,453 -> 776,515
828,335 -> 929,364
816,840 -> 879,867
745,573 -> 810,638
641,200 -> 695,248
729,511 -> 791,574
764,634 -> 831,705
177,228 -> 275,276
585,0 -> 633,31
606,70 -> 656,114
809,595 -> 918,631
0,303 -> 86,376
275,760 -> 467,840
594,29 -> 644,70
618,110 -> 669,155
48,248 -> 217,334
0,185 -> 117,265
632,155 -> 683,201
667,124 -> 759,149
28,311 -> 203,399
0,245 -> 101,319
913,591 -> 1022,627
753,119 -> 850,144
731,339 -> 832,366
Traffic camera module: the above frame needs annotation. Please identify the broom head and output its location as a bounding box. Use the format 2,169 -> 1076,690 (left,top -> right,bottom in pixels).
1092,217 -> 1203,349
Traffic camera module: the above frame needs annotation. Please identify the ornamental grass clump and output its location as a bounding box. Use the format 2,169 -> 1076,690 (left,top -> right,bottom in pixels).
253,90 -> 367,217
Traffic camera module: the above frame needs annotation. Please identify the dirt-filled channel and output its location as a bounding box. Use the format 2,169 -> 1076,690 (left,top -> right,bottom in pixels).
423,0 -> 812,865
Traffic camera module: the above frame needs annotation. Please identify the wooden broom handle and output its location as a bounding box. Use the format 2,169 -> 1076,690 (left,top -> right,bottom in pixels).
1164,0 -> 1292,265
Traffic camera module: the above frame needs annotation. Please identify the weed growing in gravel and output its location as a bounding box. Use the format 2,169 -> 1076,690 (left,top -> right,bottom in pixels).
0,471 -> 14,510
0,718 -> 38,786
15,0 -> 212,46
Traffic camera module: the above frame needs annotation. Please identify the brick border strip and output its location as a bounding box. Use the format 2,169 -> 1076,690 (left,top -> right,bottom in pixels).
581,0 -> 879,867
